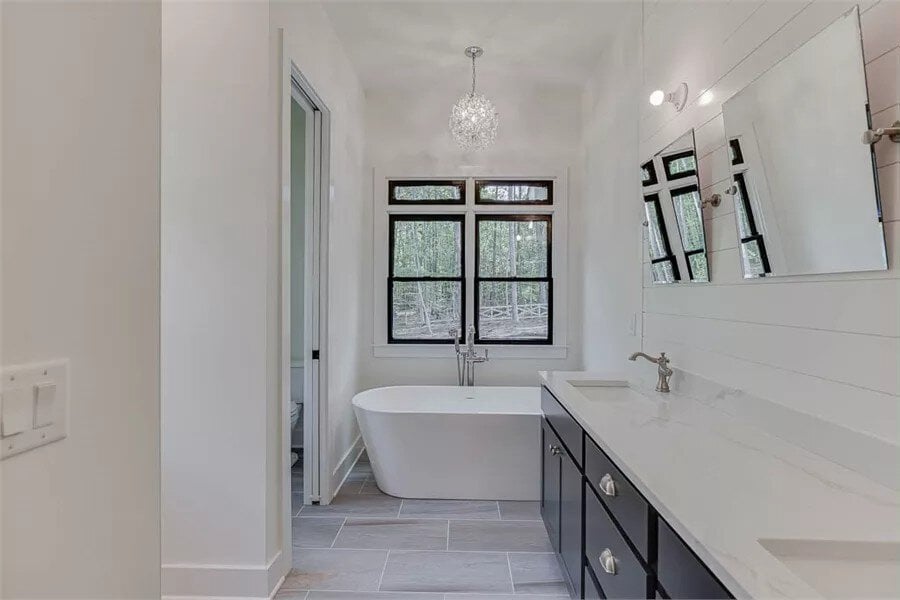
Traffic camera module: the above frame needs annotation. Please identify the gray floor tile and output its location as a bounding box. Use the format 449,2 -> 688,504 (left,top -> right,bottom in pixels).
380,550 -> 513,594
293,517 -> 345,549
338,479 -> 366,495
293,493 -> 304,517
448,520 -> 553,552
358,479 -> 384,495
446,594 -> 568,600
333,518 -> 448,550
284,549 -> 388,591
399,499 -> 500,520
509,552 -> 570,595
300,492 -> 402,518
499,500 -> 542,521
307,592 -> 442,599
275,591 -> 309,600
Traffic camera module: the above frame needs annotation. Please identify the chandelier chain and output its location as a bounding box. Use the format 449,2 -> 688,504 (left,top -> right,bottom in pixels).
471,53 -> 477,95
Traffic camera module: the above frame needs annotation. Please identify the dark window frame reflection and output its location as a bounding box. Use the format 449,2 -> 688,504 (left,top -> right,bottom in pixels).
669,183 -> 709,282
644,193 -> 681,283
732,173 -> 772,276
661,149 -> 698,181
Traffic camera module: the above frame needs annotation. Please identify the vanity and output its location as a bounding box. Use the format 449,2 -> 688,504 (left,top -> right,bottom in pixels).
538,372 -> 900,600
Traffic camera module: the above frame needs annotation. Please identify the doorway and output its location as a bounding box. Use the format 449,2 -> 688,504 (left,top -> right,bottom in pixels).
283,64 -> 330,517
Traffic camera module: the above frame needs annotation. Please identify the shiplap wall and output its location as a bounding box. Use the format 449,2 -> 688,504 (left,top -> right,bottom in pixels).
639,0 -> 899,445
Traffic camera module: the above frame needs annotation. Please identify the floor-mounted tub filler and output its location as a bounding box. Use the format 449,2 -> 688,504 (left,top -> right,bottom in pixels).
352,385 -> 541,500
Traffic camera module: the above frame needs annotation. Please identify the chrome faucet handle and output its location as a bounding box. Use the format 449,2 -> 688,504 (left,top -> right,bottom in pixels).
450,328 -> 460,354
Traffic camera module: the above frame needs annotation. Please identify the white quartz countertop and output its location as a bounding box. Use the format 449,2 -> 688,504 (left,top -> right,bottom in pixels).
539,371 -> 900,600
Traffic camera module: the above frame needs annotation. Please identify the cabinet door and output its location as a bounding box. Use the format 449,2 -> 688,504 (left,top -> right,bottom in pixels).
559,449 -> 583,598
541,418 -> 561,552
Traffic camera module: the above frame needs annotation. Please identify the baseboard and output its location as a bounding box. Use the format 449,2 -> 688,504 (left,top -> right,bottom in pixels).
162,551 -> 285,600
330,433 -> 365,500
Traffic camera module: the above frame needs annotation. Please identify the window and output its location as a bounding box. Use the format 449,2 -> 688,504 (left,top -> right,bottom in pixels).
669,184 -> 709,282
644,193 -> 681,284
388,215 -> 464,342
377,175 -> 565,352
729,138 -> 744,166
475,180 -> 552,205
640,159 -> 658,187
661,150 -> 697,181
389,180 -> 465,205
476,215 -> 552,344
732,173 -> 771,276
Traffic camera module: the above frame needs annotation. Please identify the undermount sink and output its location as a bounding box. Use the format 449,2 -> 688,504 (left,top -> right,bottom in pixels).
759,538 -> 900,599
566,379 -> 628,389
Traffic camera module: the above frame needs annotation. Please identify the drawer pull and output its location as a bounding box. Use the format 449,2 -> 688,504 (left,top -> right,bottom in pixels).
549,444 -> 561,456
599,473 -> 617,497
599,548 -> 618,575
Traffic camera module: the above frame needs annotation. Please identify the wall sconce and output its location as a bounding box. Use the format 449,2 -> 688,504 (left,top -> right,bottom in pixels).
649,82 -> 689,112
701,193 -> 722,209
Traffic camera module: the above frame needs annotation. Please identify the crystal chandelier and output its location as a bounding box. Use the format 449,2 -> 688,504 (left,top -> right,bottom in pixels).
449,46 -> 499,150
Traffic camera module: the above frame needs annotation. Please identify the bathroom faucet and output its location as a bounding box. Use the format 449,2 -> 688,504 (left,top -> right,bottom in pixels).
450,326 -> 489,386
628,351 -> 673,393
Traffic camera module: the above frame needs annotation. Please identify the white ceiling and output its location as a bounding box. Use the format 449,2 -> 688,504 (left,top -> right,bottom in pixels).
322,1 -> 633,93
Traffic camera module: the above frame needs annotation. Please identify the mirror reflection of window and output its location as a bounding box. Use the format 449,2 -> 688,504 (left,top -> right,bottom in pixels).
641,159 -> 658,187
643,193 -> 680,284
670,185 -> 709,282
662,150 -> 698,181
731,172 -> 771,277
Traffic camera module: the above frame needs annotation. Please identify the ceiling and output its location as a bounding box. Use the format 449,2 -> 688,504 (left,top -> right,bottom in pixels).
322,1 -> 634,93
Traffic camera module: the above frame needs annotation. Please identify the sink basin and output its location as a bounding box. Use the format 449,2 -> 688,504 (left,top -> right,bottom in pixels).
566,379 -> 628,389
759,538 -> 900,599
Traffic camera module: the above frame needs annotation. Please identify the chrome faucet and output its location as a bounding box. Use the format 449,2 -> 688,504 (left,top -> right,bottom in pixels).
450,326 -> 489,386
628,351 -> 673,393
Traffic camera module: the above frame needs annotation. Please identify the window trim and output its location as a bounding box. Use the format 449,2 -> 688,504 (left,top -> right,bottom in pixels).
474,179 -> 553,205
388,180 -> 466,205
387,213 -> 466,344
373,168 -> 568,358
644,193 -> 681,283
474,214 -> 553,345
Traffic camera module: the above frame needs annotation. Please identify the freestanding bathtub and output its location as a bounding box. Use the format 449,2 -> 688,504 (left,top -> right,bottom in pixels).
352,386 -> 541,500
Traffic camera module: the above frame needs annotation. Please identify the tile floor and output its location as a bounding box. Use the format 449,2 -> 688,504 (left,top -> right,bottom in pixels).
280,455 -> 569,599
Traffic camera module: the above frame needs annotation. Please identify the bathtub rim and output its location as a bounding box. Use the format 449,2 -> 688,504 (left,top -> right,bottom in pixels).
352,384 -> 541,416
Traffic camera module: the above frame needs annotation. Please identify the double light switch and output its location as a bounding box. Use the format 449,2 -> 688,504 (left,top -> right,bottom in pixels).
1,360 -> 68,459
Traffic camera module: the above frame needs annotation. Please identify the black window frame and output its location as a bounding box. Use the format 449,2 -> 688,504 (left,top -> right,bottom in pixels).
474,214 -> 553,345
387,214 -> 466,344
474,179 -> 554,205
388,180 -> 466,205
661,149 -> 698,181
732,172 -> 771,275
729,138 -> 744,166
668,183 -> 708,281
640,159 -> 658,187
644,193 -> 681,282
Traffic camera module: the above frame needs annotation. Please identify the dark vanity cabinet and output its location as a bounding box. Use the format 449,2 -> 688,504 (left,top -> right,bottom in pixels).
541,389 -> 583,598
540,385 -> 733,600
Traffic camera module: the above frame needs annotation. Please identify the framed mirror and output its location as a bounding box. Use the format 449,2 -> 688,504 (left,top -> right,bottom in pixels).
722,7 -> 887,278
641,129 -> 710,284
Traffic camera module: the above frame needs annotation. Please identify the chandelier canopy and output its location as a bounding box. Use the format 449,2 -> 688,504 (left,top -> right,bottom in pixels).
449,46 -> 499,151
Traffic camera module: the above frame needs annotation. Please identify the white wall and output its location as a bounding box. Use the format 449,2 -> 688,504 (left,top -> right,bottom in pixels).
1,1 -> 161,597
579,4 -> 644,372
636,1 -> 898,450
363,82 -> 584,388
270,0 -> 369,495
161,2 -> 282,597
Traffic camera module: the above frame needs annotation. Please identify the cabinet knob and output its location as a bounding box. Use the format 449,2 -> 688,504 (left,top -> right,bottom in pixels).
599,548 -> 618,575
599,473 -> 618,497
548,444 -> 561,456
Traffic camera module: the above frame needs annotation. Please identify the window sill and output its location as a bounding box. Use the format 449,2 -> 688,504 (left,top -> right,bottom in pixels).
372,344 -> 568,360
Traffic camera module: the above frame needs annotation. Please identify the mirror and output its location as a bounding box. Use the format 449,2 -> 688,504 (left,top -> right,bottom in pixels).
641,129 -> 710,284
722,8 -> 886,278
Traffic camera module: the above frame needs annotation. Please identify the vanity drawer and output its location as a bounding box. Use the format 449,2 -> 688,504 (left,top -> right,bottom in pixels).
541,386 -> 583,467
584,435 -> 651,560
657,518 -> 732,599
585,485 -> 651,599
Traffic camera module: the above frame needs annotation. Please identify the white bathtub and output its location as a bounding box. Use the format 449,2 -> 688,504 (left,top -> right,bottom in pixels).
352,385 -> 541,500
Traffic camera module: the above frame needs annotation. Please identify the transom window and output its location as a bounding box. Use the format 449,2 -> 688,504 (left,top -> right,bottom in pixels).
379,176 -> 564,349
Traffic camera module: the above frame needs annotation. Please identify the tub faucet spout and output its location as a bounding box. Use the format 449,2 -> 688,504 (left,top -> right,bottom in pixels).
628,351 -> 673,393
451,325 -> 489,386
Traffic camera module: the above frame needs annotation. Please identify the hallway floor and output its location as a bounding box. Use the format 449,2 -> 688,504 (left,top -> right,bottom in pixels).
279,455 -> 569,599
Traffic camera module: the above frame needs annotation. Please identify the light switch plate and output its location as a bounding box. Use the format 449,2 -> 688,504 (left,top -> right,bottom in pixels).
1,360 -> 68,459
